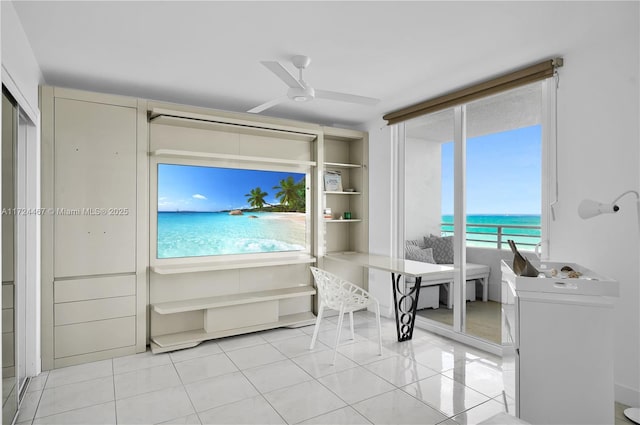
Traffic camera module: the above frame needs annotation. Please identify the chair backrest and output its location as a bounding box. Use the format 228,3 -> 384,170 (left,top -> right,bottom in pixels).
310,267 -> 371,311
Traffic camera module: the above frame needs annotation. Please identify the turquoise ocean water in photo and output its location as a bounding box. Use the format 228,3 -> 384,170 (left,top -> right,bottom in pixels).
441,214 -> 541,250
157,211 -> 306,259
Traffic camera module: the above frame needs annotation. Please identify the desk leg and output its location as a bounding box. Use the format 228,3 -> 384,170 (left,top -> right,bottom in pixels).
391,273 -> 422,342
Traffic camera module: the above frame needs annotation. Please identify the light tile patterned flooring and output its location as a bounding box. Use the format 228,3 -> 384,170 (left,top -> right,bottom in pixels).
13,313 -> 628,424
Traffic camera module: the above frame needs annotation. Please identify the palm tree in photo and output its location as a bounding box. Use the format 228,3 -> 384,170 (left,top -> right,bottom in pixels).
274,176 -> 306,212
293,178 -> 306,211
245,187 -> 269,210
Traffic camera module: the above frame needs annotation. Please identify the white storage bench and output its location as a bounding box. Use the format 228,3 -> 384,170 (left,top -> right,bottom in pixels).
407,263 -> 490,310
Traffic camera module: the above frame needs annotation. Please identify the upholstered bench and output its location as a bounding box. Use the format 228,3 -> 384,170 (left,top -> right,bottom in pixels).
404,236 -> 490,310
406,263 -> 490,309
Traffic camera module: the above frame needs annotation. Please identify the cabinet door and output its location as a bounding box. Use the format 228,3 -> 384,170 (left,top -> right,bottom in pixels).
54,99 -> 137,277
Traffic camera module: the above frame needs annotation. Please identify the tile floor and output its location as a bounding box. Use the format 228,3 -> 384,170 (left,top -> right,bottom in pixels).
13,313 -> 630,425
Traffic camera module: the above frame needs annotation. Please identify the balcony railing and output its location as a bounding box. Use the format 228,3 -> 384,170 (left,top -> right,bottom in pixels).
440,222 -> 541,251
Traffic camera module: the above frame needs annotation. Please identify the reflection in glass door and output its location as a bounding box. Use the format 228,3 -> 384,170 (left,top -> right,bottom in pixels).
403,108 -> 459,332
2,88 -> 18,425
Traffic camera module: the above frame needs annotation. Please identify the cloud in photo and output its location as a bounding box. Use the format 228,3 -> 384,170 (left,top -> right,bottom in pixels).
192,194 -> 207,200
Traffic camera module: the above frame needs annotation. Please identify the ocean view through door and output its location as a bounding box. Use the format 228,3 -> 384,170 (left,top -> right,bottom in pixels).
401,81 -> 546,346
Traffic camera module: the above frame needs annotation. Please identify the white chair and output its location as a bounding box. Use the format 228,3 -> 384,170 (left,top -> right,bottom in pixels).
309,266 -> 382,364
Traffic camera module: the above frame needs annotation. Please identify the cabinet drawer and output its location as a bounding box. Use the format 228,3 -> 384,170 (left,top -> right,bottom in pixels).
55,316 -> 135,358
55,296 -> 135,326
54,275 -> 135,303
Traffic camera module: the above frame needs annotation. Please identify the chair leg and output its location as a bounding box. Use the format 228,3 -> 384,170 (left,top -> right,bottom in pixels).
310,304 -> 324,350
375,302 -> 382,356
349,311 -> 355,340
333,307 -> 345,365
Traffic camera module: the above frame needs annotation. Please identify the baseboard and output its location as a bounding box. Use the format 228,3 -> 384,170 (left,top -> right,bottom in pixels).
616,382 -> 640,407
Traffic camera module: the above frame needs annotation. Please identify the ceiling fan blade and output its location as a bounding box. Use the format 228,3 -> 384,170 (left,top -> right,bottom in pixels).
315,89 -> 380,106
247,97 -> 288,114
261,61 -> 304,89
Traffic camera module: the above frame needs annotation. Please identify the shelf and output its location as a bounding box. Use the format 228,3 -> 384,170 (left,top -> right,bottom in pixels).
151,255 -> 316,274
150,312 -> 317,353
324,191 -> 361,195
152,285 -> 316,315
152,149 -> 316,167
324,162 -> 362,169
325,219 -> 362,223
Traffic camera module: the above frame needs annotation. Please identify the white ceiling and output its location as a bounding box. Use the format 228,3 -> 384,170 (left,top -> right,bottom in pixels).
12,1 -> 598,127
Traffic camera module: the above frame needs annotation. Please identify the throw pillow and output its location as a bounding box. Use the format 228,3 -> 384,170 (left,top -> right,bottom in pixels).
423,235 -> 454,264
405,239 -> 425,248
405,245 -> 435,263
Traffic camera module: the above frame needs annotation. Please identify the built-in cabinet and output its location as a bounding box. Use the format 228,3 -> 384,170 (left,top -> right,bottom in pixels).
145,112 -> 370,352
40,87 -> 369,363
40,87 -> 148,369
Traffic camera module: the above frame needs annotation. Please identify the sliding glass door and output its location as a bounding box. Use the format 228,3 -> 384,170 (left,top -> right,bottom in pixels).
2,86 -> 37,424
398,81 -> 548,347
404,108 -> 458,332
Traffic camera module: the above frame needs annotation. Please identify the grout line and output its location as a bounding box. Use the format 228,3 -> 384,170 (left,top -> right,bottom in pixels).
29,375 -> 115,422
232,363 -> 289,424
168,351 -> 199,421
111,359 -> 118,425
31,401 -> 116,425
292,405 -> 373,425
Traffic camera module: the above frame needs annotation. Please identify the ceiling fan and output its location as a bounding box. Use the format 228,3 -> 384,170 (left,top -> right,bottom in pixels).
248,55 -> 380,114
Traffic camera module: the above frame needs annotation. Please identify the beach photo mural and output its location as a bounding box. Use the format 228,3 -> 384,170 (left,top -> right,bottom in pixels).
157,164 -> 307,259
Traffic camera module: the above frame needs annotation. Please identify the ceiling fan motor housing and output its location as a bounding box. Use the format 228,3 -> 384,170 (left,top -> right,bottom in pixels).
287,85 -> 315,102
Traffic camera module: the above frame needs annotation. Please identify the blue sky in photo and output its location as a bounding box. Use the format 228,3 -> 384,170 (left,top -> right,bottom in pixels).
157,164 -> 305,212
441,124 -> 542,215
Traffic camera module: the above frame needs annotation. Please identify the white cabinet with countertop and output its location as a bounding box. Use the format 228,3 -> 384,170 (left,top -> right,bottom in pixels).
501,260 -> 618,425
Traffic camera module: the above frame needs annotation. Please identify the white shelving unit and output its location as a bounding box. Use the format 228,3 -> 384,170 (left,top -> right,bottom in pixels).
151,255 -> 316,275
150,312 -> 316,353
150,285 -> 316,353
321,128 -> 369,256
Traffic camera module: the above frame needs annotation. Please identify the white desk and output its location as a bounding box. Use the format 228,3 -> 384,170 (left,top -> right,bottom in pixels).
325,252 -> 454,341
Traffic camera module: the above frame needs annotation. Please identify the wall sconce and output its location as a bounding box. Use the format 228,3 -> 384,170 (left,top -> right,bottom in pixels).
578,190 -> 640,228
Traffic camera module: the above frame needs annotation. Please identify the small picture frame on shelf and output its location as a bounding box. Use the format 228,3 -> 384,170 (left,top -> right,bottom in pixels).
324,170 -> 343,192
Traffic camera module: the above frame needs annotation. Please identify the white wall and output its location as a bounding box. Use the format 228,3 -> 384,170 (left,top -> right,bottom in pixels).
548,3 -> 639,406
1,1 -> 42,121
360,120 -> 394,316
367,2 -> 640,406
